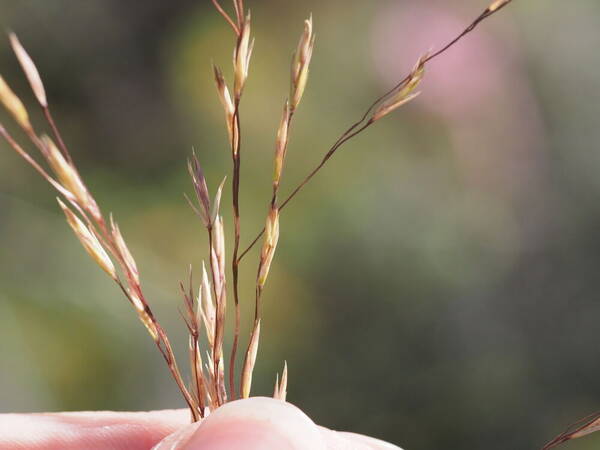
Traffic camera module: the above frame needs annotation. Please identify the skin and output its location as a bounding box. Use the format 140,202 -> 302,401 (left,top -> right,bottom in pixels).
0,397 -> 402,450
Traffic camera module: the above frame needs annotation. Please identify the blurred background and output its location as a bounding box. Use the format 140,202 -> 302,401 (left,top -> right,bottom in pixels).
0,0 -> 599,448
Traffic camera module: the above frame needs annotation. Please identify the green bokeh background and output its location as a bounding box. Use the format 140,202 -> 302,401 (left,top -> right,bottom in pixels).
1,1 -> 600,449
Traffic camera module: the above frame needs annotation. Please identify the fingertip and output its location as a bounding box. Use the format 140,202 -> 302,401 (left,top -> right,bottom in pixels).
176,397 -> 326,450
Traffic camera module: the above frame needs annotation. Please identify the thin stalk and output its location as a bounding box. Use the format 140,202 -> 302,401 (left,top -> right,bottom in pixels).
238,121 -> 372,260
156,327 -> 200,421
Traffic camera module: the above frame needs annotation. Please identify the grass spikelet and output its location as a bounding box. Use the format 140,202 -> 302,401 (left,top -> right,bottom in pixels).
110,216 -> 140,285
372,54 -> 426,122
241,319 -> 260,399
0,75 -> 31,132
257,207 -> 279,289
488,0 -> 512,13
9,33 -> 47,108
56,198 -> 116,280
41,135 -> 99,217
233,12 -> 253,100
542,412 -> 600,449
273,361 -> 288,401
290,16 -> 315,111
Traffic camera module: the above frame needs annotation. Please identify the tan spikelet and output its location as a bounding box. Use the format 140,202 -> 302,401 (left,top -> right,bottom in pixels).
273,361 -> 288,401
198,262 -> 215,346
57,198 -> 116,279
42,135 -> 100,218
0,75 -> 31,131
213,65 -> 235,129
233,13 -> 254,99
290,16 -> 315,110
241,320 -> 261,398
488,0 -> 511,13
9,33 -> 47,107
372,55 -> 426,122
110,216 -> 139,284
273,102 -> 291,186
372,92 -> 421,122
258,208 -> 280,288
211,177 -> 227,223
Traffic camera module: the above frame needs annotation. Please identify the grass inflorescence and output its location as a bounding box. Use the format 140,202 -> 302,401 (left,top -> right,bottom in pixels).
0,0 -> 523,431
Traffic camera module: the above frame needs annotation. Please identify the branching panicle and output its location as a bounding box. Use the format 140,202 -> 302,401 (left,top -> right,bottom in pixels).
0,0 -> 515,425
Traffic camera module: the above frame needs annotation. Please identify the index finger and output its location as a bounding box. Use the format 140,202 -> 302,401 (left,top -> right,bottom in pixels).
0,409 -> 190,450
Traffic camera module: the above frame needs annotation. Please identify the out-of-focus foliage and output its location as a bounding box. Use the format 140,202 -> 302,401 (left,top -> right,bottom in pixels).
1,1 -> 600,449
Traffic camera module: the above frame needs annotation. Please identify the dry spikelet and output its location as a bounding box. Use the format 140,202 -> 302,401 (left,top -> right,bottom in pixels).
569,417 -> 600,440
258,208 -> 280,287
241,320 -> 261,399
57,198 -> 116,279
188,154 -> 211,227
372,92 -> 421,122
0,75 -> 31,131
372,55 -> 426,122
42,135 -> 101,218
273,102 -> 291,186
211,177 -> 227,223
138,309 -> 159,341
233,12 -> 254,99
211,215 -> 227,365
542,413 -> 600,449
9,33 -> 47,107
213,65 -> 235,139
110,216 -> 139,285
488,0 -> 511,13
213,215 -> 226,279
128,291 -> 159,341
127,290 -> 146,314
273,361 -> 288,401
199,262 -> 215,346
273,373 -> 280,399
290,16 -> 315,111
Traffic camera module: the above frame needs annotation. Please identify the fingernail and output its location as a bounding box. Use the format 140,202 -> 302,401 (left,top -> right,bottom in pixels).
179,397 -> 326,450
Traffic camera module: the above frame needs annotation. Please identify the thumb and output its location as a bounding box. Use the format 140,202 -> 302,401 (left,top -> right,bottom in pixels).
153,397 -> 326,450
